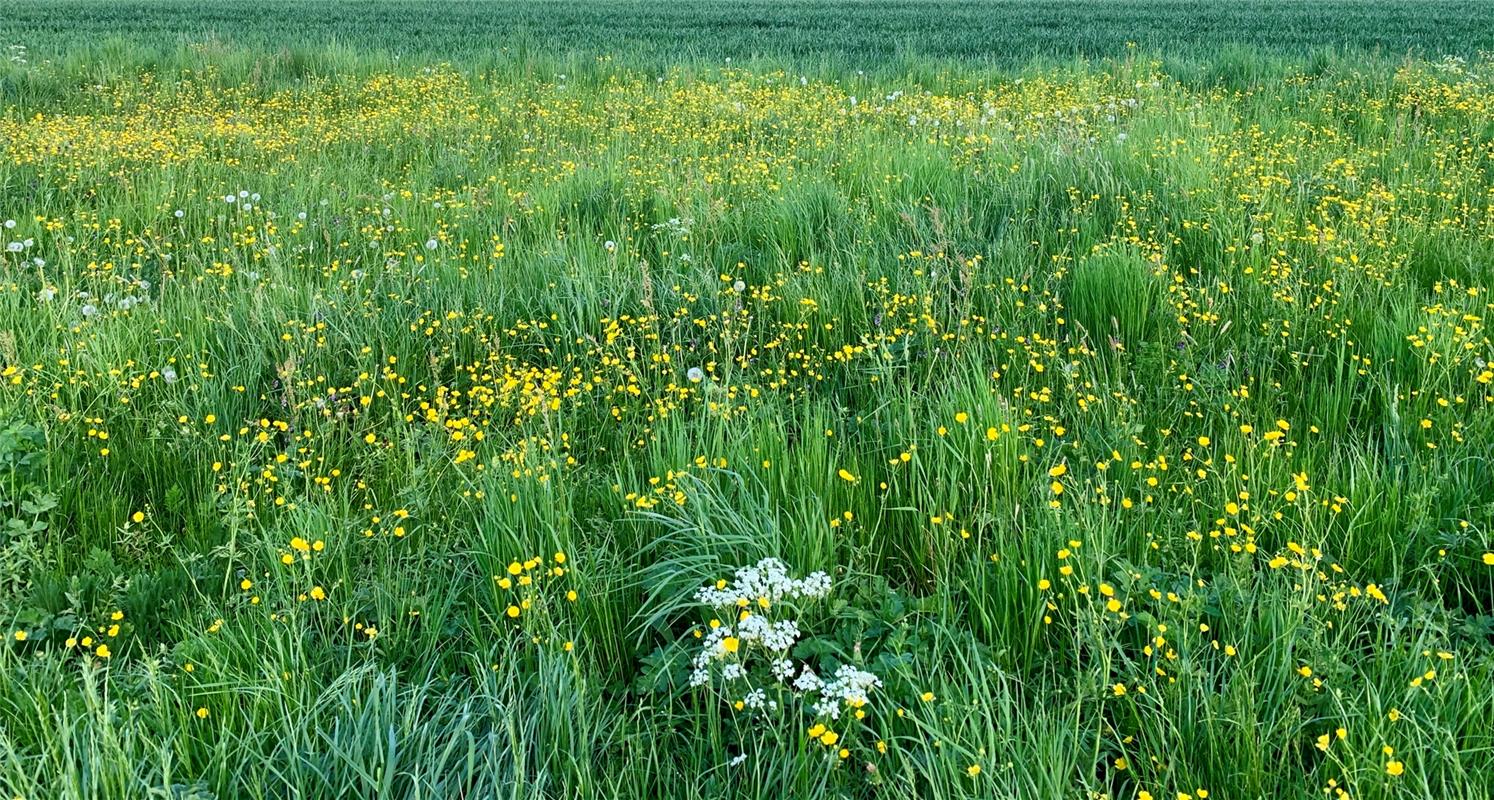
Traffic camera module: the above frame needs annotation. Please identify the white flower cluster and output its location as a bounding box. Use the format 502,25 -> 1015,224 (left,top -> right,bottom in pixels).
649,216 -> 693,238
692,557 -> 831,608
800,665 -> 882,720
685,558 -> 879,725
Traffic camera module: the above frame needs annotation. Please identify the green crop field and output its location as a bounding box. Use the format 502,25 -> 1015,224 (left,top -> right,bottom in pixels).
1,2 -> 1493,799
5,0 -> 1494,67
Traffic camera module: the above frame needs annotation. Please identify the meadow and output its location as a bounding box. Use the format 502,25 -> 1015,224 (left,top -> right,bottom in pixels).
2,2 -> 1494,799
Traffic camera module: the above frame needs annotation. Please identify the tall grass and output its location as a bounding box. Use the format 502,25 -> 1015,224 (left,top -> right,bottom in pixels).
0,7 -> 1492,799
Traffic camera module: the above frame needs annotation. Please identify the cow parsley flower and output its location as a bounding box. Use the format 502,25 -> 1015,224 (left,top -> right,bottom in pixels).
685,557 -> 881,756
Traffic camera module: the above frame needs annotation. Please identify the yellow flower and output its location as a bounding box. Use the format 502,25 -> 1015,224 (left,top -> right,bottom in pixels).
837,468 -> 857,483
920,691 -> 935,702
131,511 -> 144,523
966,764 -> 981,777
1048,463 -> 1067,478
12,631 -> 26,642
1386,760 -> 1404,776
722,636 -> 740,653
818,730 -> 838,746
95,643 -> 111,658
196,707 -> 209,719
1483,552 -> 1494,565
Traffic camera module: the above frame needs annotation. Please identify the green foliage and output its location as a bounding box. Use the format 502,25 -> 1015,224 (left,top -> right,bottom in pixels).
1066,250 -> 1172,349
0,5 -> 1493,800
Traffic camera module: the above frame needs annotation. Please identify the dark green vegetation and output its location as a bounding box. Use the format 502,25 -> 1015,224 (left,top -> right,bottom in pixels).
1,3 -> 1493,800
4,0 -> 1494,68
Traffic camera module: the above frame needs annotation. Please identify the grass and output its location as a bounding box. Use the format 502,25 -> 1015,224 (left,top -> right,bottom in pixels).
1,2 -> 1493,799
4,0 -> 1494,68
